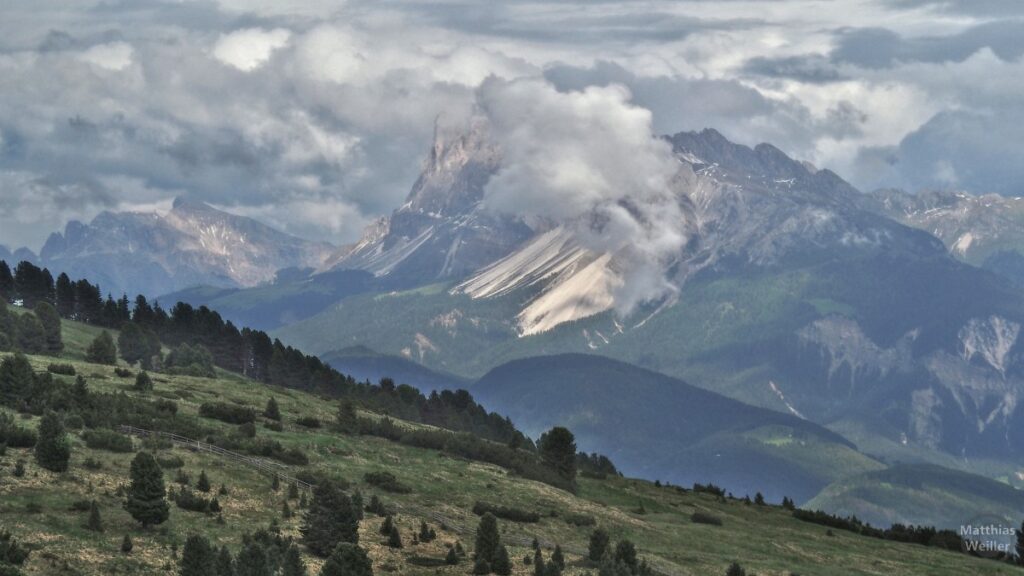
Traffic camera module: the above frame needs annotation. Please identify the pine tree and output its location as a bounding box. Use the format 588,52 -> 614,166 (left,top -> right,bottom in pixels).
85,331 -> 117,365
544,561 -> 562,576
538,427 -> 577,485
34,411 -> 70,472
300,479 -> 360,557
418,521 -> 433,542
72,375 -> 90,407
121,534 -> 133,554
235,542 -> 270,576
180,534 -> 217,576
264,397 -> 281,421
55,273 -> 75,317
351,490 -> 364,521
125,451 -> 169,527
33,302 -> 62,355
197,470 -> 212,493
614,541 -> 638,574
335,399 -> 359,434
281,545 -> 307,576
272,475 -> 280,492
319,543 -> 373,576
216,546 -> 235,576
0,261 -> 13,302
86,500 -> 104,532
288,482 -> 300,500
754,492 -> 765,506
588,527 -> 610,562
492,545 -> 512,576
282,500 -> 292,519
387,525 -> 403,549
551,545 -> 565,570
134,371 -> 153,392
445,547 -> 460,565
474,512 -> 501,566
532,537 -> 540,551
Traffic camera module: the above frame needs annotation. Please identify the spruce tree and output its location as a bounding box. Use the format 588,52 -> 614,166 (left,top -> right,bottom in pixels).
125,451 -> 169,527
445,547 -> 460,565
121,534 -> 133,554
319,543 -> 372,576
0,261 -> 12,302
288,482 -> 300,500
33,302 -> 62,355
264,398 -> 281,421
180,534 -> 217,576
300,479 -> 359,557
283,500 -> 293,519
17,313 -> 46,354
551,545 -> 565,570
281,545 -> 307,576
235,542 -> 270,576
34,410 -> 70,472
134,371 -> 153,392
544,561 -> 562,576
216,546 -> 235,576
473,558 -> 491,575
588,527 -> 610,562
418,521 -> 433,542
379,515 -> 394,536
754,492 -> 765,506
387,525 -> 403,549
335,399 -> 359,434
493,545 -> 512,576
474,512 -> 501,566
85,331 -> 117,365
614,541 -> 638,574
86,500 -> 104,532
197,470 -> 212,493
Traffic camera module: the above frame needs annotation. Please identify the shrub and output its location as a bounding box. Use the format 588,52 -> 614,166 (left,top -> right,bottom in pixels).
295,416 -> 321,429
83,457 -> 104,470
472,501 -> 540,523
364,471 -> 411,494
691,512 -> 723,526
0,413 -> 36,448
46,363 -> 76,376
174,488 -> 219,514
82,429 -> 134,453
134,371 -> 153,392
199,402 -> 256,424
264,420 -> 284,432
114,368 -> 134,378
156,454 -> 185,469
563,512 -> 596,527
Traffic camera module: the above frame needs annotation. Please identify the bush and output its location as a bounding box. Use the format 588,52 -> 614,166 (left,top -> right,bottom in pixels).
0,413 -> 36,448
199,402 -> 256,424
156,454 -> 185,469
82,429 -> 134,453
472,501 -> 540,523
174,488 -> 218,513
295,416 -> 321,428
563,512 -> 596,527
264,420 -> 284,432
114,368 -> 134,378
364,471 -> 411,494
46,363 -> 76,376
691,512 -> 723,526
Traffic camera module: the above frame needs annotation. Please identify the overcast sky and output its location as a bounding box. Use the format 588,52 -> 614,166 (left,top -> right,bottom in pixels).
1,0 -> 1023,250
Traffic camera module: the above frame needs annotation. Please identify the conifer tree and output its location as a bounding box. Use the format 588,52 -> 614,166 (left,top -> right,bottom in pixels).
335,399 -> 359,434
754,492 -> 765,506
473,558 -> 491,575
614,541 -> 638,574
86,331 -> 117,365
197,470 -> 211,493
319,543 -> 372,576
588,527 -> 610,562
725,562 -> 746,576
387,525 -> 403,549
538,427 -> 577,484
17,313 -> 46,354
35,410 -> 70,472
86,500 -> 104,532
180,534 -> 217,576
288,482 -> 300,500
281,545 -> 307,576
492,545 -> 512,576
1016,521 -> 1024,566
216,546 -> 235,576
33,302 -> 62,355
533,549 -> 545,576
474,512 -> 501,566
379,515 -> 394,536
264,397 -> 281,421
551,545 -> 565,570
235,542 -> 270,576
445,547 -> 460,565
125,451 -> 169,527
300,479 -> 359,557
121,534 -> 133,554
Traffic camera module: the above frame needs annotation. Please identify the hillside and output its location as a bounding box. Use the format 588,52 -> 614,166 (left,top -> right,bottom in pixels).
473,354 -> 881,503
1,318 -> 1017,576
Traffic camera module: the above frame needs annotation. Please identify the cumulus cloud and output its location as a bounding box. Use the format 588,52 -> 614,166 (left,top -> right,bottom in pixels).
213,28 -> 291,71
479,78 -> 686,312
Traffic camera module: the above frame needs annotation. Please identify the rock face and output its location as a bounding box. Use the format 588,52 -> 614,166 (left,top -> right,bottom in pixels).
38,198 -> 334,297
324,119 -> 532,286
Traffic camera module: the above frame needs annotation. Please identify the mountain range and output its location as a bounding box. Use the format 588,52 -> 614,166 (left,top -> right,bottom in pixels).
8,121 -> 1024,528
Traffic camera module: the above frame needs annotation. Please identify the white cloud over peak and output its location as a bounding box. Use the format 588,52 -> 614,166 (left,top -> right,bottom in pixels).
213,28 -> 291,71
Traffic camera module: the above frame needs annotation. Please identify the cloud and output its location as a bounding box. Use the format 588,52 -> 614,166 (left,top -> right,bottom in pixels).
213,27 -> 291,71
478,77 -> 686,312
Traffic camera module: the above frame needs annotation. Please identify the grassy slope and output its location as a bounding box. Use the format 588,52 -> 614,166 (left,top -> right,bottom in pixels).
0,319 -> 1018,576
